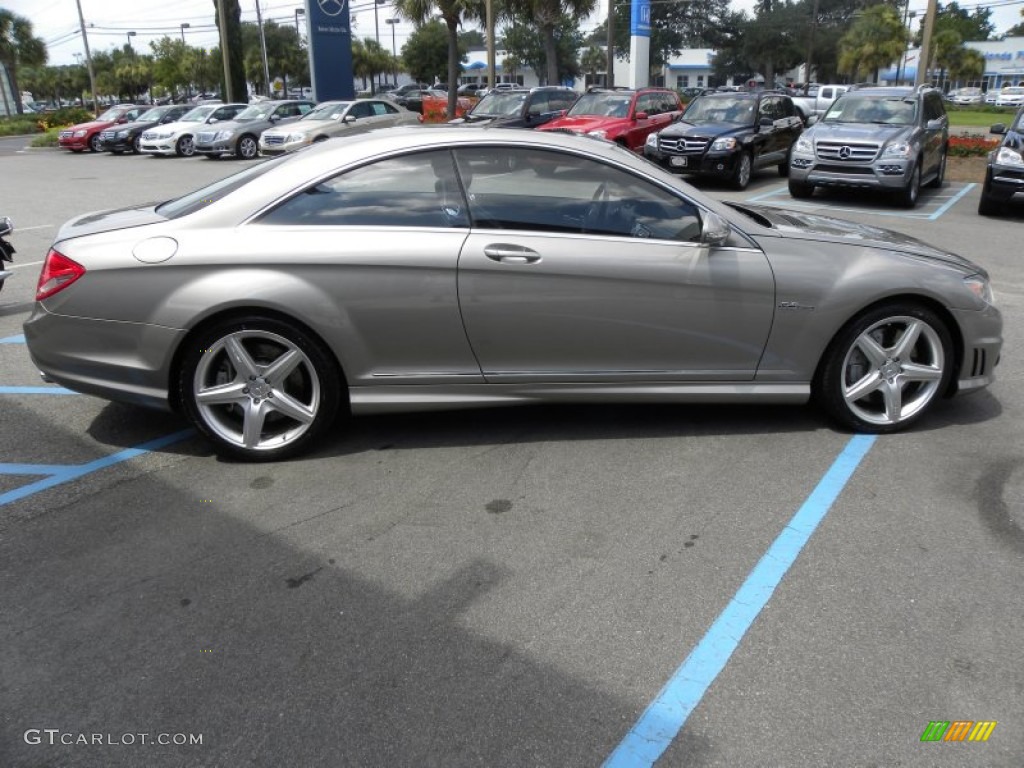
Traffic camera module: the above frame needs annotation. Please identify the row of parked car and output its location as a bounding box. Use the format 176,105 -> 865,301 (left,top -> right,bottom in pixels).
53,84 -> 1024,216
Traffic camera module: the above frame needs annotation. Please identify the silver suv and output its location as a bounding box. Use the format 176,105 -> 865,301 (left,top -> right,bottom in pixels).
788,86 -> 948,207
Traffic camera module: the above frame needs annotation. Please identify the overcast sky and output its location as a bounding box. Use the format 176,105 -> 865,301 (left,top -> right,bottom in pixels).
5,0 -> 1024,68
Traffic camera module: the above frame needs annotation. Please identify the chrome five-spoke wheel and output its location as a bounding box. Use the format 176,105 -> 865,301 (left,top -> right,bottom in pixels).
818,304 -> 953,432
180,319 -> 341,460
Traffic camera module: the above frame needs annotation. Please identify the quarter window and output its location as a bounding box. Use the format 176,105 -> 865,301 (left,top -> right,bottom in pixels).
258,150 -> 469,228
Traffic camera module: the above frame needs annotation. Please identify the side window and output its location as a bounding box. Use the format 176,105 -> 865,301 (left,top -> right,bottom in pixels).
452,148 -> 702,242
924,94 -> 945,122
214,106 -> 239,120
276,104 -> 298,118
298,102 -> 314,115
351,102 -> 374,118
757,97 -> 773,121
258,150 -> 468,228
527,93 -> 548,115
552,92 -> 576,111
821,88 -> 833,100
381,102 -> 399,114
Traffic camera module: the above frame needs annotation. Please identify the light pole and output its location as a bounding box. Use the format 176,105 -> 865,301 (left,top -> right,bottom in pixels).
181,24 -> 191,100
295,8 -> 304,40
254,0 -> 271,97
126,30 -> 136,51
385,18 -> 398,87
74,0 -> 99,112
373,0 -> 386,94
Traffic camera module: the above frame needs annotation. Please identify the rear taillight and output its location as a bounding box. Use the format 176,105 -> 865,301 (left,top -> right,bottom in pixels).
36,248 -> 86,301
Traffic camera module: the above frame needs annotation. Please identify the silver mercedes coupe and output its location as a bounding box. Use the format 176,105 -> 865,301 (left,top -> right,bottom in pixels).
24,128 -> 1002,460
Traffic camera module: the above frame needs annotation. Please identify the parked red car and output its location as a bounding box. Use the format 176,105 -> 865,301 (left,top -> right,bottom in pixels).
537,87 -> 683,152
58,104 -> 148,153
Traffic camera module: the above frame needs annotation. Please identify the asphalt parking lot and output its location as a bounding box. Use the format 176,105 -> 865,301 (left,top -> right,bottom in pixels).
1,143 -> 1022,767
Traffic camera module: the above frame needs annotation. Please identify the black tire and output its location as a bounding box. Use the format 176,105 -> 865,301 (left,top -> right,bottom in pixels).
896,163 -> 921,208
132,135 -> 142,154
788,179 -> 814,199
179,316 -> 343,461
926,149 -> 946,188
815,303 -> 953,434
313,135 -> 329,143
88,133 -> 101,153
977,177 -> 1003,216
237,134 -> 258,159
732,151 -> 753,190
175,135 -> 195,157
778,147 -> 791,177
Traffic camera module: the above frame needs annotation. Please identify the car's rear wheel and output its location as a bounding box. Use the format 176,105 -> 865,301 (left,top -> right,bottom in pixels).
179,317 -> 343,461
732,151 -> 753,190
816,303 -> 953,433
896,163 -> 921,207
788,180 -> 814,198
237,135 -> 258,159
88,134 -> 101,152
175,135 -> 195,157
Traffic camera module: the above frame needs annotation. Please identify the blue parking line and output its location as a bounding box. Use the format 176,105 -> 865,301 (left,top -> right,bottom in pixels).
928,183 -> 975,220
0,386 -> 78,395
0,334 -> 25,344
603,434 -> 877,767
0,430 -> 194,506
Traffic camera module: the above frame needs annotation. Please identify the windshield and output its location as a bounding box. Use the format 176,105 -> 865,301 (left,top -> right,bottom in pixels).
824,95 -> 916,125
683,96 -> 755,124
235,104 -> 275,121
568,92 -> 632,118
471,91 -> 527,117
179,105 -> 217,122
156,155 -> 289,219
136,105 -> 171,122
303,101 -> 351,120
96,107 -> 126,121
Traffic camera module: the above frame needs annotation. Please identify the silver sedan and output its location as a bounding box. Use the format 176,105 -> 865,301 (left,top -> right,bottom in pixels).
24,129 -> 1002,460
259,99 -> 420,156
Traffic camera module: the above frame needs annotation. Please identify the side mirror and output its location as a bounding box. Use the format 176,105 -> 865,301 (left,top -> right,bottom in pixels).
701,212 -> 731,247
343,114 -> 356,123
759,116 -> 773,127
926,118 -> 945,130
634,111 -> 649,121
806,115 -> 818,126
991,123 -> 1007,135
268,114 -> 279,122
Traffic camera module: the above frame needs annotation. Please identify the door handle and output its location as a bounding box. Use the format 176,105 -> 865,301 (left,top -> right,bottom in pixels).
483,245 -> 541,264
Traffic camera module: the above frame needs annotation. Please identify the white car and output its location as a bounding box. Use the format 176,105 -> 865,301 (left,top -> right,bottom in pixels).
139,103 -> 247,157
995,87 -> 1024,107
948,87 -> 983,105
258,99 -> 419,156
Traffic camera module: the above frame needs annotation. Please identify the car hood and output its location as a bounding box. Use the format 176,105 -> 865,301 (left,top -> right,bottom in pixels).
732,203 -> 983,273
808,121 -> 911,143
266,118 -> 334,135
660,119 -> 748,138
110,118 -> 162,133
56,204 -> 166,242
542,115 -> 624,133
68,120 -> 115,132
145,120 -> 203,135
203,118 -> 266,134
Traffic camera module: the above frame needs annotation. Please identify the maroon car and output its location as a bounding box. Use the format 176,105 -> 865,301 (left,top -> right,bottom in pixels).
58,104 -> 147,153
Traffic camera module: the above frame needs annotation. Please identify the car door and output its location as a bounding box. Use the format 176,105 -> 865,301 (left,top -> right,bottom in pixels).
247,149 -> 480,386
921,92 -> 948,177
452,146 -> 775,382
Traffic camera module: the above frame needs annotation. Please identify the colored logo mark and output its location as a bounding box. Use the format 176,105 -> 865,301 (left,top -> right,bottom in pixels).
920,721 -> 997,742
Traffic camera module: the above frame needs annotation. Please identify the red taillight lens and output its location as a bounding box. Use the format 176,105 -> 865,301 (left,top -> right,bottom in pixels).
36,249 -> 86,301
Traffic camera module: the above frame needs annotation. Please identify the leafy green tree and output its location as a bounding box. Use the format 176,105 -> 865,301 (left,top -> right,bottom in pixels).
459,29 -> 486,49
947,46 -> 984,84
149,37 -> 192,96
402,20 -> 461,87
0,8 -> 47,114
352,38 -> 392,93
580,44 -> 605,87
213,0 -> 246,101
915,1 -> 993,45
506,0 -> 596,85
395,0 -> 479,117
501,14 -> 583,84
838,4 -> 908,82
21,64 -> 87,107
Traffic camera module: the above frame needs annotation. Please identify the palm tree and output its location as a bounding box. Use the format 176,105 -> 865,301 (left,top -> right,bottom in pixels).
394,0 -> 479,118
837,5 -> 907,83
580,44 -> 605,88
512,0 -> 596,85
0,9 -> 47,115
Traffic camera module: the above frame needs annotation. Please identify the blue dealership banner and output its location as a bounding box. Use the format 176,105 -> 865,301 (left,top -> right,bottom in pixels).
630,0 -> 651,37
305,0 -> 355,100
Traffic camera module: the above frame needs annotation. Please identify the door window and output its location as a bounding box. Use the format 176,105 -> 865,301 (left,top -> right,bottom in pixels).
453,147 -> 702,241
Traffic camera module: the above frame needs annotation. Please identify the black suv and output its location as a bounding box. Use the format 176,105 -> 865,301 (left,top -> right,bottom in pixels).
978,106 -> 1024,215
643,90 -> 804,189
449,86 -> 578,129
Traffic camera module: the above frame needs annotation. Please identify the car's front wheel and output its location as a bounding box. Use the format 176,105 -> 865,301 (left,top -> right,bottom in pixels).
88,134 -> 101,152
237,135 -> 258,159
977,175 -> 1003,216
732,151 -> 753,190
896,163 -> 921,207
179,317 -> 343,461
788,179 -> 814,198
816,303 -> 953,433
175,135 -> 195,157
